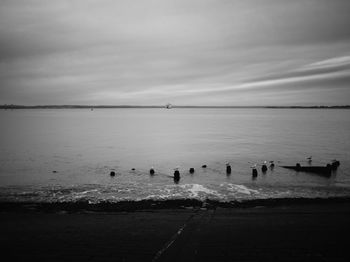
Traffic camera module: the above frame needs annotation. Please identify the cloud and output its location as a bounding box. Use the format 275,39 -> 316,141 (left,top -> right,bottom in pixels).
244,55 -> 350,88
300,56 -> 350,71
0,0 -> 350,105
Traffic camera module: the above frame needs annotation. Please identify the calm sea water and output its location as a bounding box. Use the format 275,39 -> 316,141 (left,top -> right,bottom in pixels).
0,108 -> 350,203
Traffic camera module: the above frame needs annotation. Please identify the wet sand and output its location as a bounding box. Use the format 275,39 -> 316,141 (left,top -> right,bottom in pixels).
1,202 -> 350,262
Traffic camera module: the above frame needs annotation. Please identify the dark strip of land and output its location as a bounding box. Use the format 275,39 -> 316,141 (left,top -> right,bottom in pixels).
1,105 -> 350,109
1,202 -> 350,262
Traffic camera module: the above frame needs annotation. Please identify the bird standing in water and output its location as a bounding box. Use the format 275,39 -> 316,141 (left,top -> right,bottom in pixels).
307,156 -> 312,164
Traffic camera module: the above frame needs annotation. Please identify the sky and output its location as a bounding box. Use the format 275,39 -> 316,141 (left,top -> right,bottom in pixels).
0,0 -> 350,106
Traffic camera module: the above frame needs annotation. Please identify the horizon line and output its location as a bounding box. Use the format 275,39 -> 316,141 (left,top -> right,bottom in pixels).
1,104 -> 350,109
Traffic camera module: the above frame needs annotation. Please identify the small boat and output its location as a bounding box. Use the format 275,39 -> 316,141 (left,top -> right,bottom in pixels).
281,164 -> 332,176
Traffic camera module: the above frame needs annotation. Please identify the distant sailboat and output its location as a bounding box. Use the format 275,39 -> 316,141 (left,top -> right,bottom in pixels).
165,103 -> 172,109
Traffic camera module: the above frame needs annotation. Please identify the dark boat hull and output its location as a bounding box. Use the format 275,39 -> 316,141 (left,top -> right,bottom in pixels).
281,166 -> 332,176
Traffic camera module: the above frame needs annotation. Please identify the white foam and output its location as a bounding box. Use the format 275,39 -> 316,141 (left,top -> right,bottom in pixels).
180,184 -> 223,198
74,189 -> 99,195
222,183 -> 259,195
143,193 -> 183,200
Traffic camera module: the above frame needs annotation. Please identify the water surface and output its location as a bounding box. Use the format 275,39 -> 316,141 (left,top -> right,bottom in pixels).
0,108 -> 349,203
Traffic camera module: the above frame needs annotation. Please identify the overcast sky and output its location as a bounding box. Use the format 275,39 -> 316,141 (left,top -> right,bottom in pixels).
1,0 -> 350,106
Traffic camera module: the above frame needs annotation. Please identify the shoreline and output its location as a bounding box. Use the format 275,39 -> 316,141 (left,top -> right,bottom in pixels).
2,196 -> 350,213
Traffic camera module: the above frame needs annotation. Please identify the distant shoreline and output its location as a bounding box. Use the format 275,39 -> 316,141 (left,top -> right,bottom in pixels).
1,105 -> 350,109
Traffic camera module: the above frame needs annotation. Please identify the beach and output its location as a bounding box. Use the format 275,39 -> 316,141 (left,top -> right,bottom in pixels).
1,109 -> 349,261
1,201 -> 350,262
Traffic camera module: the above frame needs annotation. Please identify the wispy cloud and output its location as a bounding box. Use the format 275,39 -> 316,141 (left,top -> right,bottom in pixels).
300,55 -> 350,71
0,0 -> 350,105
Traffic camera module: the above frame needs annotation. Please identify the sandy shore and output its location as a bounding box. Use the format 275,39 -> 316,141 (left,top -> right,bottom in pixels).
1,202 -> 350,261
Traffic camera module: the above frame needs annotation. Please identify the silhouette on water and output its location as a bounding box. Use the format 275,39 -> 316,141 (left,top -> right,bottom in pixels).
307,156 -> 312,164
331,160 -> 340,170
281,161 -> 340,176
226,163 -> 231,175
251,164 -> 258,180
261,161 -> 268,173
107,157 -> 340,183
174,169 -> 180,183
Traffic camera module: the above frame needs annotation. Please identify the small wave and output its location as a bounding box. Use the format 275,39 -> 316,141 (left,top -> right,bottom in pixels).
73,189 -> 100,196
1,197 -> 350,213
2,182 -> 350,204
221,183 -> 259,195
141,184 -> 224,201
180,184 -> 224,199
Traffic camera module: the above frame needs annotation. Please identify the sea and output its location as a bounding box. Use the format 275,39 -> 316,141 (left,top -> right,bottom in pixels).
0,108 -> 350,205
